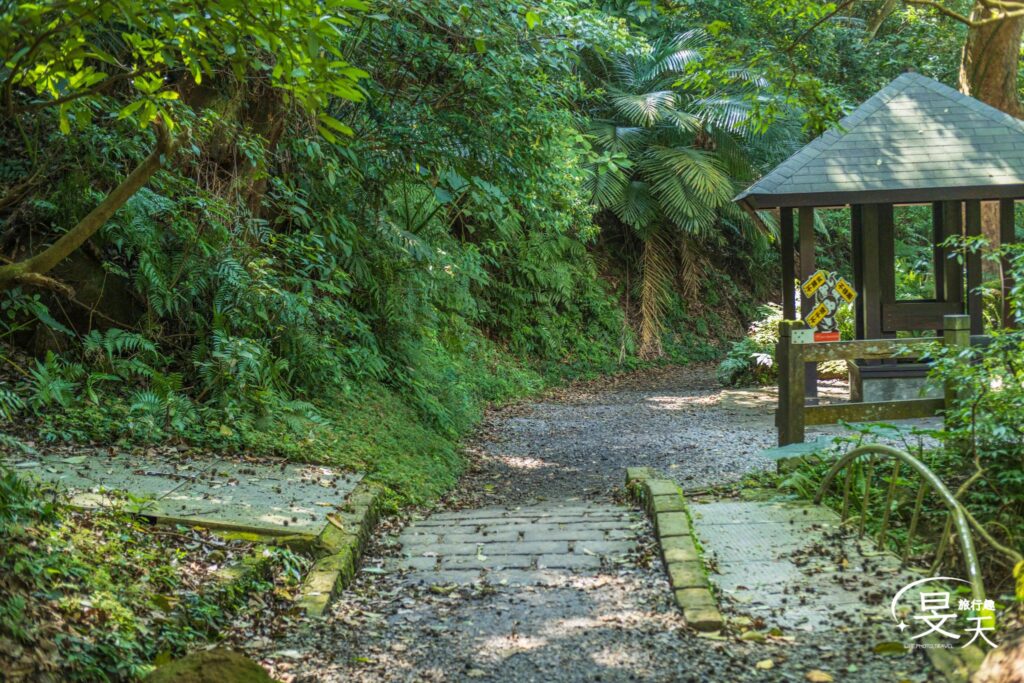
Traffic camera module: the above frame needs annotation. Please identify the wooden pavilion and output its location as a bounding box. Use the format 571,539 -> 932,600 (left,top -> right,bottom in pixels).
735,71 -> 1020,402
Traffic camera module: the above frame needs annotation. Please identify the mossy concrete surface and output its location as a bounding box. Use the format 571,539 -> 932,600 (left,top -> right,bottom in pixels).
12,449 -> 363,536
626,468 -> 723,633
295,480 -> 384,617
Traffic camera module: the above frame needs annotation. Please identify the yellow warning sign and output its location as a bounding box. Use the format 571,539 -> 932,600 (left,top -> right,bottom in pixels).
835,277 -> 857,303
801,270 -> 827,298
805,302 -> 829,328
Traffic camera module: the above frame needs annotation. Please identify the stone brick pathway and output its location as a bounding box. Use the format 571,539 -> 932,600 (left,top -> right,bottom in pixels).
391,502 -> 641,586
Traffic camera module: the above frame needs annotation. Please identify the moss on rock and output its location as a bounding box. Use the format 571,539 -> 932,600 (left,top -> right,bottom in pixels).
145,649 -> 278,683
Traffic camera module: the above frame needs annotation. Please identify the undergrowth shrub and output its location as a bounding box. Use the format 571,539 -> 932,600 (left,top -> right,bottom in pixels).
716,304 -> 782,386
0,466 -> 306,681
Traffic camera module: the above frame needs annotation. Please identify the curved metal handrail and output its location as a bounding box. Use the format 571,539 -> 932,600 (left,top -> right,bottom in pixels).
814,443 -> 985,603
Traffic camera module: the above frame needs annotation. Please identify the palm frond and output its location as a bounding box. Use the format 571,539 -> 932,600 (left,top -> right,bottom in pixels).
706,126 -> 753,177
588,120 -> 647,154
678,238 -> 705,304
640,146 -> 732,231
614,180 -> 659,231
643,30 -> 708,81
661,109 -> 702,135
610,90 -> 676,127
585,157 -> 630,208
693,95 -> 753,134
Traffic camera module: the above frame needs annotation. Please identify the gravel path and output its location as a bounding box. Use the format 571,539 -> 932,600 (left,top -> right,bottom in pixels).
462,364 -> 779,504
241,364 -> 934,682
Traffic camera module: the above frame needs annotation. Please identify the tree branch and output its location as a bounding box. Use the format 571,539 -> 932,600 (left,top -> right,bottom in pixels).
904,0 -> 1024,26
785,0 -> 859,54
0,122 -> 177,290
10,272 -> 75,297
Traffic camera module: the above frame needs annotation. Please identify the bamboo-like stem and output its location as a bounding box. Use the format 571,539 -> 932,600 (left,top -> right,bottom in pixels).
903,482 -> 927,566
878,460 -> 901,550
859,455 -> 875,538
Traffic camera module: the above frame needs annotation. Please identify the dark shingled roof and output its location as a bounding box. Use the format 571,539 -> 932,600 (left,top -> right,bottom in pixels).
735,72 -> 1024,209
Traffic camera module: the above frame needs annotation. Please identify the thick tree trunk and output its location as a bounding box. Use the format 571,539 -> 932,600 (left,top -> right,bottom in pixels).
957,6 -> 1023,282
958,3 -> 1024,117
0,124 -> 174,291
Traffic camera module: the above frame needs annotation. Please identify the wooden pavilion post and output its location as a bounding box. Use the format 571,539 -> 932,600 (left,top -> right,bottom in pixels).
851,205 -> 865,339
798,207 -> 817,398
932,202 -> 945,304
861,204 -> 883,340
780,207 -> 796,321
878,203 -> 896,341
940,201 -> 964,306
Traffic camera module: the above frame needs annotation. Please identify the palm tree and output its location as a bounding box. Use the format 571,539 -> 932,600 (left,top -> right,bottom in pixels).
584,30 -> 777,358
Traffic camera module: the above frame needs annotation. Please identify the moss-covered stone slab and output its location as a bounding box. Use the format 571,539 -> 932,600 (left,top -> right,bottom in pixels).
144,649 -> 279,682
625,467 -> 657,483
655,511 -> 691,538
674,587 -> 717,609
645,480 -> 680,497
661,534 -> 699,564
666,561 -> 705,589
625,468 -> 722,636
651,494 -> 687,513
683,605 -> 724,633
296,481 -> 382,617
690,498 -> 932,632
14,449 -> 362,536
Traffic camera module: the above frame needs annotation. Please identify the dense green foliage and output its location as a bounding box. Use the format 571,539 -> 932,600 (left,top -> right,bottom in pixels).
0,0 -> 812,505
5,0 -> 1024,677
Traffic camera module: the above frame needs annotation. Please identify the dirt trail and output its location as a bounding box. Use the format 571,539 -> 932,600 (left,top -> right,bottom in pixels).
241,364 -> 933,682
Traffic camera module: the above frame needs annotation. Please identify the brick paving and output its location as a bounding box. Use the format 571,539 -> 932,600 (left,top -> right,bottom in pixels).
391,502 -> 642,585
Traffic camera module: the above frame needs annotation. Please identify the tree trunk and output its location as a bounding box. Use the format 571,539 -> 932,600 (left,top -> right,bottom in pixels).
958,3 -> 1024,117
982,200 -> 1001,277
866,0 -> 900,40
0,124 -> 174,291
958,6 -> 1023,280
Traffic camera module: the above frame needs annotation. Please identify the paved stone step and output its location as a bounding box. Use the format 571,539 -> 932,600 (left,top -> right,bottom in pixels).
386,502 -> 641,585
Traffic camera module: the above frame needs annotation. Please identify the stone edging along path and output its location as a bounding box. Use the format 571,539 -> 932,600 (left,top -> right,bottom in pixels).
296,479 -> 384,617
625,466 -> 723,633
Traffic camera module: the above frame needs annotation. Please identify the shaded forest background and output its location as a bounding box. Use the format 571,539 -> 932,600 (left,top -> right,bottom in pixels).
6,1 -> 1024,680
0,0 -> 970,506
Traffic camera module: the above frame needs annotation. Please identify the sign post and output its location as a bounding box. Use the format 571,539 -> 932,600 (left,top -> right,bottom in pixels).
800,269 -> 858,342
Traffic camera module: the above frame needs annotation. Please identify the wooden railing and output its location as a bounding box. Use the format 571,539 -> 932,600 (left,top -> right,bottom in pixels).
776,314 -> 972,445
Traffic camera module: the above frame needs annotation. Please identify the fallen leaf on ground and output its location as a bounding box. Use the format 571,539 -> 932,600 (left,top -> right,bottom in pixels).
806,670 -> 834,682
755,659 -> 774,670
